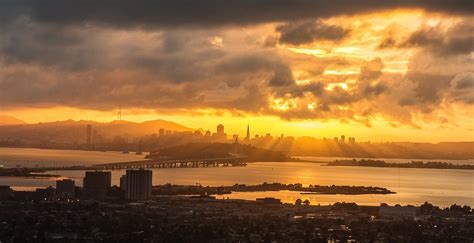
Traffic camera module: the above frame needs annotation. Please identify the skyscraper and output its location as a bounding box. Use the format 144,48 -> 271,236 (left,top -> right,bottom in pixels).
86,124 -> 92,145
217,124 -> 224,135
83,171 -> 111,200
56,179 -> 75,198
244,124 -> 250,143
121,169 -> 152,201
340,135 -> 345,143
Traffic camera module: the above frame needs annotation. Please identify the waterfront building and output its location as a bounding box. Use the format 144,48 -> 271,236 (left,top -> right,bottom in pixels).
83,171 -> 111,200
122,169 -> 152,201
56,179 -> 75,198
256,197 -> 282,204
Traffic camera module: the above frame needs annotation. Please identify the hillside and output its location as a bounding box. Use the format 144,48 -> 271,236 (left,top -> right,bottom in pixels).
0,115 -> 26,126
0,119 -> 193,146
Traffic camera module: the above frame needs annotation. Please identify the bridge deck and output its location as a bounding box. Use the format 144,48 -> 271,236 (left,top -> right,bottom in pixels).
32,156 -> 247,171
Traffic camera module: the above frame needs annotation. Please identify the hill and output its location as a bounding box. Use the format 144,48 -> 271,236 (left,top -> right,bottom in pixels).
0,115 -> 26,125
147,143 -> 290,162
0,119 -> 193,147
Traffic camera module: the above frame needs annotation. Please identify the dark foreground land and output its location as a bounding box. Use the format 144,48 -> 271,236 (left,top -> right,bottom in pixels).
0,197 -> 473,242
0,168 -> 59,177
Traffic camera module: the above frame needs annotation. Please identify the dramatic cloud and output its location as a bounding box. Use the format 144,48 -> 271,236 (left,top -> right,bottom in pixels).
0,1 -> 473,131
277,21 -> 349,45
0,0 -> 472,29
379,20 -> 474,57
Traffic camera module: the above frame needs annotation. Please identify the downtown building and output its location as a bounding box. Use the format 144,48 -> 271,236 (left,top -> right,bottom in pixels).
120,169 -> 152,201
56,179 -> 75,199
83,171 -> 111,200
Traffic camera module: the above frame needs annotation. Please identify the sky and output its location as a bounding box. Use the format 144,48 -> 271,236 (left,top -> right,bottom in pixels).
0,1 -> 473,142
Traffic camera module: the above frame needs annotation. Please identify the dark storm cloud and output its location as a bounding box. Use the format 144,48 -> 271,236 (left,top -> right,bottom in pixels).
402,72 -> 455,107
0,0 -> 472,28
448,73 -> 474,104
276,21 -> 349,45
402,30 -> 474,57
380,20 -> 474,57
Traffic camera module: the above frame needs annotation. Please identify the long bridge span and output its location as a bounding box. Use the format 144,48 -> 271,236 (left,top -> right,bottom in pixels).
35,155 -> 247,171
92,156 -> 247,170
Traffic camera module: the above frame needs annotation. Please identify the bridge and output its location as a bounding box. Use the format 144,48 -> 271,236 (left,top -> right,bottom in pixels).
91,156 -> 247,170
32,156 -> 247,171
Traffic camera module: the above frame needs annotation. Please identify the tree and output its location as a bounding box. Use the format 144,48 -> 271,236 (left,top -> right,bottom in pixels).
295,198 -> 302,206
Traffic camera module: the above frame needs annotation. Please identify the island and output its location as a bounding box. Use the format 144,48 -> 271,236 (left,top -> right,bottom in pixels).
327,159 -> 474,170
152,182 -> 395,195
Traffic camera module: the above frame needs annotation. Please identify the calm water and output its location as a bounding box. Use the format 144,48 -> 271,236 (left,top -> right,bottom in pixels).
0,148 -> 472,207
0,147 -> 144,167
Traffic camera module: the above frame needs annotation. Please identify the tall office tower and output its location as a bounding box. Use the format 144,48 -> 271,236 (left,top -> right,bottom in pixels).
340,135 -> 345,143
83,171 -> 111,200
120,175 -> 127,191
56,179 -> 75,198
244,125 -> 250,143
123,169 -> 152,201
217,124 -> 224,135
86,124 -> 92,145
159,128 -> 165,137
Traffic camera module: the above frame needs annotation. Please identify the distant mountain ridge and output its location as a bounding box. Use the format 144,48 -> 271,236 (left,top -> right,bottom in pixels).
0,119 -> 193,145
0,115 -> 26,125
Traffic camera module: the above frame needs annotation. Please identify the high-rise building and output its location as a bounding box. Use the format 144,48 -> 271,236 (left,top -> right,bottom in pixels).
86,124 -> 92,145
215,124 -> 226,142
244,125 -> 250,143
159,128 -> 165,137
121,169 -> 152,201
333,137 -> 339,143
83,171 -> 111,200
217,124 -> 224,135
340,135 -> 345,143
56,179 -> 75,198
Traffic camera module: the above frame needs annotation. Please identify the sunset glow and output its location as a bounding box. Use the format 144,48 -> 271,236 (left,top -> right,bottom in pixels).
0,4 -> 472,142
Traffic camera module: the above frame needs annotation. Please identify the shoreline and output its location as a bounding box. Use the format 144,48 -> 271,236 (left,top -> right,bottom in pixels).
2,146 -> 474,161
